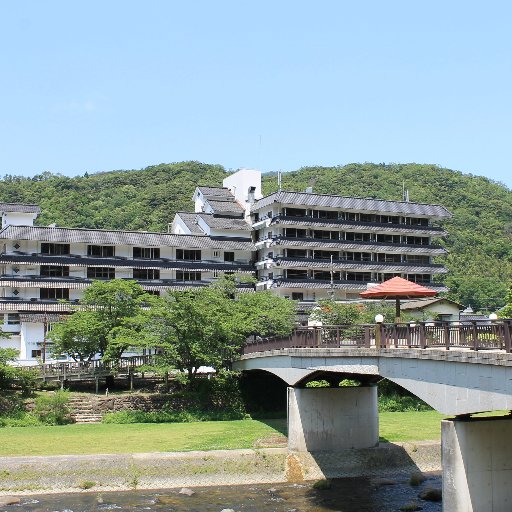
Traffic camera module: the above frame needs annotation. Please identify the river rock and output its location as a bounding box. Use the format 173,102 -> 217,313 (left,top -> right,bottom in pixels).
0,497 -> 21,506
179,487 -> 195,496
220,509 -> 235,512
418,487 -> 442,501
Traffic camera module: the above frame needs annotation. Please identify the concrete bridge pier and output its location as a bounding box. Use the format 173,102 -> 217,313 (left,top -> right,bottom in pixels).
442,416 -> 512,512
287,386 -> 379,452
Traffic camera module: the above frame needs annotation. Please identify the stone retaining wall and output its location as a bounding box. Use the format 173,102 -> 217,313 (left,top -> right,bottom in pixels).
0,442 -> 441,495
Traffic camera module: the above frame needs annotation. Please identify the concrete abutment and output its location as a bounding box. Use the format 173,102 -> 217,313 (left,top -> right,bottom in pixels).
287,386 -> 379,452
442,416 -> 512,512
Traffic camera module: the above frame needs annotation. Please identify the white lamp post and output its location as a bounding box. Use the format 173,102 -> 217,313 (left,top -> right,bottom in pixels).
489,313 -> 498,321
375,314 -> 384,324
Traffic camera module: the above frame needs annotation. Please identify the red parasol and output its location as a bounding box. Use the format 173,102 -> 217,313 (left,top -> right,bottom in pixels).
359,276 -> 437,319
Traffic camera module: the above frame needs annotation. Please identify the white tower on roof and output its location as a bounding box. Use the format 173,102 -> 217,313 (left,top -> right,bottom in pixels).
223,169 -> 262,217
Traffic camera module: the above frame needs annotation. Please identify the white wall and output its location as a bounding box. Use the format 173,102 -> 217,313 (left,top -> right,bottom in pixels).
1,212 -> 37,227
223,169 -> 262,216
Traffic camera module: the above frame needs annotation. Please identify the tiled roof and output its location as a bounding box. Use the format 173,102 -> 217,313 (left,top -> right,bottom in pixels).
19,313 -> 66,323
200,215 -> 251,231
0,226 -> 255,251
174,212 -> 205,235
252,191 -> 452,218
268,238 -> 448,254
197,186 -> 234,199
205,198 -> 245,215
271,258 -> 448,273
401,297 -> 464,310
176,211 -> 251,232
0,203 -> 41,214
272,217 -> 447,236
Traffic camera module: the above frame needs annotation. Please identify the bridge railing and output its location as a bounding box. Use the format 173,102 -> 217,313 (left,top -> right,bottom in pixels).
243,320 -> 512,354
38,354 -> 156,380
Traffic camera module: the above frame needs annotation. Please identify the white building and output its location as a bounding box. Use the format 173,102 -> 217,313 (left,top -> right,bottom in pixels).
0,169 -> 452,363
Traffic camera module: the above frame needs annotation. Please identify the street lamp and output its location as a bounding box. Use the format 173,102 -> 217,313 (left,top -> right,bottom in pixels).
375,314 -> 384,324
489,313 -> 498,321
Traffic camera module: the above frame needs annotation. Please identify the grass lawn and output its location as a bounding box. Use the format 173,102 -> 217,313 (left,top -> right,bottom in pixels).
379,410 -> 444,442
0,419 -> 287,457
2,410 -> 504,456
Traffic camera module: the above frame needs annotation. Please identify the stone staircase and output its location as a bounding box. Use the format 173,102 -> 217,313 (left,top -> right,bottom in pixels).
68,396 -> 104,424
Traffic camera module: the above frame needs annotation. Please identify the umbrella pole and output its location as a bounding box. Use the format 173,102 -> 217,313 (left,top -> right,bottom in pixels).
395,298 -> 400,321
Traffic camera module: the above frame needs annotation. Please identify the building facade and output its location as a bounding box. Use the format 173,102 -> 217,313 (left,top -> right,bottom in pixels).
0,169 -> 451,364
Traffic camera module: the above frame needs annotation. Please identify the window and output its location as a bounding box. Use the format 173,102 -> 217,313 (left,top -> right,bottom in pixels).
87,267 -> 115,279
41,243 -> 70,255
31,350 -> 42,358
284,208 -> 307,217
133,247 -> 160,259
346,231 -> 373,242
286,269 -> 308,279
405,255 -> 430,265
284,228 -> 307,238
360,213 -> 376,223
267,211 -> 273,219
133,268 -> 160,280
176,249 -> 201,261
343,251 -> 371,261
40,288 -> 70,300
346,272 -> 372,282
212,269 -> 221,278
286,249 -> 308,259
313,230 -> 339,240
213,250 -> 221,258
376,234 -> 401,244
176,271 -> 201,281
40,265 -> 70,277
313,271 -> 332,280
314,250 -> 339,260
87,245 -> 115,258
6,314 -> 20,325
375,253 -> 402,263
224,251 -> 235,262
292,292 -> 304,301
312,210 -> 338,219
405,236 -> 428,246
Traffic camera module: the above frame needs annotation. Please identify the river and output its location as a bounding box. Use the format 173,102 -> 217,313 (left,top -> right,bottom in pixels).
1,476 -> 442,511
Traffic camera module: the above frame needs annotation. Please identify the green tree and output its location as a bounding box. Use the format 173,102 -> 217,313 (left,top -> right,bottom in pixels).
49,280 -> 154,361
0,348 -> 37,395
151,280 -> 295,385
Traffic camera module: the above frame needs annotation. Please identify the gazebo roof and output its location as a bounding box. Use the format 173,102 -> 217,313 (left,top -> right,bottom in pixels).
360,276 -> 438,299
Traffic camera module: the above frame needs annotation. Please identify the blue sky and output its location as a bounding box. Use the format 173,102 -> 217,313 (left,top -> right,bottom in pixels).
1,1 -> 511,188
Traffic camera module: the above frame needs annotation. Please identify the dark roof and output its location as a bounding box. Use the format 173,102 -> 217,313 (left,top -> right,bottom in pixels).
200,215 -> 251,231
268,238 -> 448,254
196,186 -> 234,199
0,203 -> 41,214
205,198 -> 245,216
0,225 -> 255,250
252,191 -> 452,218
272,258 -> 448,273
19,313 -> 66,323
175,212 -> 251,232
174,212 -> 206,235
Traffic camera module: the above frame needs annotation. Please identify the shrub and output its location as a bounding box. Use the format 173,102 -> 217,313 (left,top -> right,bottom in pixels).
34,391 -> 72,425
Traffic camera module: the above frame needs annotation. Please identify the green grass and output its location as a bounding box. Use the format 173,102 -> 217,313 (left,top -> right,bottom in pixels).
0,419 -> 286,456
379,411 -> 444,442
1,411 -> 508,456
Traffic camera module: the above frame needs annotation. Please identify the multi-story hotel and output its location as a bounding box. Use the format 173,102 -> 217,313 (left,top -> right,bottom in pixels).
0,168 -> 451,363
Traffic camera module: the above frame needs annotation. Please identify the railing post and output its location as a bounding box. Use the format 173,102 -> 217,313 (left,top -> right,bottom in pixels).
472,321 -> 479,351
364,325 -> 371,348
444,322 -> 451,350
419,322 -> 427,348
504,320 -> 512,353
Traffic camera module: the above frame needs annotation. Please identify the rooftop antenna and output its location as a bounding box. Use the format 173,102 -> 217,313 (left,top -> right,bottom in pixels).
277,170 -> 282,192
402,181 -> 410,202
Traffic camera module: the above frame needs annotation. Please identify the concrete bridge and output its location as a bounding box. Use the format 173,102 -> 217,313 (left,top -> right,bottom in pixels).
234,320 -> 512,512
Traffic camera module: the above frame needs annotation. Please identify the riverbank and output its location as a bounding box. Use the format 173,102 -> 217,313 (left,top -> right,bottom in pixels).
0,441 -> 441,496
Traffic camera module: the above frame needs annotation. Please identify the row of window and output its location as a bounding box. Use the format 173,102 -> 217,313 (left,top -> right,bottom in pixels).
267,229 -> 430,245
280,249 -> 431,265
280,269 -> 432,283
255,208 -> 431,226
38,244 -> 236,261
36,270 -> 206,300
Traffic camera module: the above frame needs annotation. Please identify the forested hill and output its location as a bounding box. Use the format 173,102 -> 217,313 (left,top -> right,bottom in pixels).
0,161 -> 511,311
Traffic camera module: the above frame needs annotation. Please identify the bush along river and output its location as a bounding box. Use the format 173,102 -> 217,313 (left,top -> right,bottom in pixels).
0,475 -> 442,512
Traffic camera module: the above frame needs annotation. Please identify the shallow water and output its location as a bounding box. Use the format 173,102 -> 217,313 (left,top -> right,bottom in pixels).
2,476 -> 442,512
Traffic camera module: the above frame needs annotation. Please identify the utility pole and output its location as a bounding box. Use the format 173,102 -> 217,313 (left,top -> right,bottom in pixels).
329,254 -> 334,300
